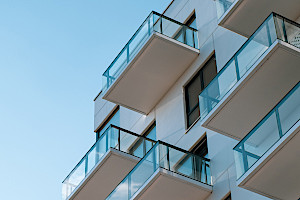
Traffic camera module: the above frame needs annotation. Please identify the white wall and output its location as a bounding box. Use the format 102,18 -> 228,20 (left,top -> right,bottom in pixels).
94,0 -> 274,199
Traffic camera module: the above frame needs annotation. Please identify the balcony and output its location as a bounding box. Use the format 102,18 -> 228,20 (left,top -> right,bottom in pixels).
62,125 -> 155,200
106,141 -> 212,200
102,11 -> 199,114
215,0 -> 300,37
233,82 -> 300,200
199,13 -> 300,140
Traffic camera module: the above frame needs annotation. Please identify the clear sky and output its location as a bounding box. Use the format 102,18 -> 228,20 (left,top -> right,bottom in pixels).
0,1 -> 171,199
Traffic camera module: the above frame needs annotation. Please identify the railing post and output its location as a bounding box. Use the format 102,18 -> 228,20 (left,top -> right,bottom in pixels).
275,108 -> 283,138
160,17 -> 163,34
234,56 -> 241,80
282,18 -> 288,43
241,144 -> 249,173
126,44 -> 130,63
85,157 -> 88,176
192,30 -> 195,48
128,175 -> 131,199
266,21 -> 272,46
166,146 -> 170,170
148,16 -> 151,36
118,128 -> 121,151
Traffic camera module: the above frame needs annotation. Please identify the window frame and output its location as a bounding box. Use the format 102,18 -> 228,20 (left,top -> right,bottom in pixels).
96,106 -> 120,140
184,54 -> 217,128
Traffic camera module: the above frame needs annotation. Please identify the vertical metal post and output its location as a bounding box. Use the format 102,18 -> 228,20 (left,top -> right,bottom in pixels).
282,18 -> 288,43
106,129 -> 109,151
148,16 -> 151,36
241,144 -> 249,173
118,128 -> 121,151
160,17 -> 163,34
106,71 -> 110,88
266,21 -> 272,46
234,56 -> 241,80
166,146 -> 170,170
192,30 -> 195,48
85,157 -> 88,175
126,44 -> 130,63
275,108 -> 283,138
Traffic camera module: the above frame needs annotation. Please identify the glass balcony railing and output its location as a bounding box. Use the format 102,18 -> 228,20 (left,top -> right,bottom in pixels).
102,11 -> 199,93
62,125 -> 156,200
106,141 -> 211,200
199,13 -> 300,121
234,82 -> 300,179
215,0 -> 235,19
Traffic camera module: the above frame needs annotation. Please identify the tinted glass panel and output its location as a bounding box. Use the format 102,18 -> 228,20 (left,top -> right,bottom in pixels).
185,55 -> 217,127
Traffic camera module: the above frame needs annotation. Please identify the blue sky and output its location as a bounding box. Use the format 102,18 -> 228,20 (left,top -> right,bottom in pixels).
0,1 -> 170,199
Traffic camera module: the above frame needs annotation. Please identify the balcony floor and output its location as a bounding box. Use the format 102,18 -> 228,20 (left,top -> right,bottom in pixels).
238,121 -> 300,200
219,0 -> 300,37
131,168 -> 212,200
202,41 -> 300,140
68,148 -> 139,200
103,32 -> 199,114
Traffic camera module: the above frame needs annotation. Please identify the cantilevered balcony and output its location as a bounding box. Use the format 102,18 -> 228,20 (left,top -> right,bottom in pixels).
199,13 -> 300,140
106,141 -> 212,200
233,82 -> 300,200
62,125 -> 155,200
215,0 -> 300,37
102,11 -> 199,114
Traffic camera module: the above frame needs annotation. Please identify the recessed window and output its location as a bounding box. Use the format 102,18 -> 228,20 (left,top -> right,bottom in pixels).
192,135 -> 208,158
185,13 -> 196,29
185,55 -> 217,128
224,193 -> 231,200
129,123 -> 156,158
96,106 -> 120,140
175,135 -> 210,184
174,13 -> 197,45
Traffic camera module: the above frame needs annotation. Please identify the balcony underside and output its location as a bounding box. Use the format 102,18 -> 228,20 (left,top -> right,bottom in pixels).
69,149 -> 139,200
132,168 -> 212,200
219,0 -> 300,37
202,41 -> 300,140
102,32 -> 199,114
238,121 -> 300,200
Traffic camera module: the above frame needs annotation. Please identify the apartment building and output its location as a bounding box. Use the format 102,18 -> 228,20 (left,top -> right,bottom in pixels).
62,0 -> 300,200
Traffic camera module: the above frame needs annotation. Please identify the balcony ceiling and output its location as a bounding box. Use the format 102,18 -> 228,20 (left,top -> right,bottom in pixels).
238,122 -> 300,200
69,149 -> 139,200
132,169 -> 212,200
103,32 -> 199,115
220,0 -> 300,37
202,41 -> 300,140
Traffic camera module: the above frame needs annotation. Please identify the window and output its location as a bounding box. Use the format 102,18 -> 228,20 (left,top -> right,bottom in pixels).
224,193 -> 231,200
185,55 -> 217,127
96,106 -> 120,140
175,135 -> 210,184
185,13 -> 196,29
129,123 -> 156,158
192,135 -> 208,158
174,13 -> 197,45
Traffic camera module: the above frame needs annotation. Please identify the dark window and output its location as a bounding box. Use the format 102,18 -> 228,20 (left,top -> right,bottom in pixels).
185,13 -> 196,29
129,123 -> 156,158
174,13 -> 197,46
96,106 -> 120,140
185,55 -> 217,127
192,135 -> 208,158
224,193 -> 231,200
174,135 -> 210,184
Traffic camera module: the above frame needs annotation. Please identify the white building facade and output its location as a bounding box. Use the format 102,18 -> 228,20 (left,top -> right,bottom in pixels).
62,0 -> 300,200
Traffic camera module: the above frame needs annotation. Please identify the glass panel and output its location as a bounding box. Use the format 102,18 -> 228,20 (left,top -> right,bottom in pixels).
278,84 -> 300,134
63,125 -> 156,200
244,112 -> 280,157
102,12 -> 199,93
199,14 -> 280,121
215,0 -> 235,19
107,141 -> 211,200
234,83 -> 300,179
